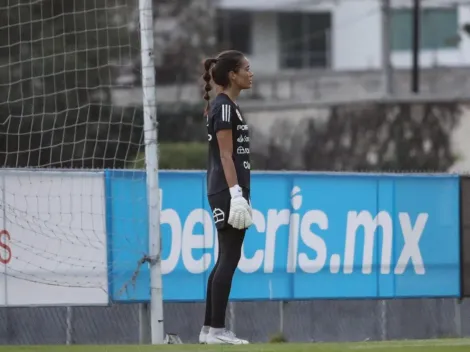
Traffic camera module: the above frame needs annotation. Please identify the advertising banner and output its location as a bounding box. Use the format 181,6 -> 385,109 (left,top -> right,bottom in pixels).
106,171 -> 461,303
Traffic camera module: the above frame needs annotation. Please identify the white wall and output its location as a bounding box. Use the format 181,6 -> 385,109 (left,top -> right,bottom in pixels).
248,12 -> 279,74
0,170 -> 109,306
332,1 -> 382,69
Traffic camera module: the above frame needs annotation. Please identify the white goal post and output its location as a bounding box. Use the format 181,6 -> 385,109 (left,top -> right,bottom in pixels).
139,0 -> 165,345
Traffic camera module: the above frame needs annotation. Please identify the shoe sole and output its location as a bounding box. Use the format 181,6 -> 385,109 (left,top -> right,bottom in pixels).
206,339 -> 249,345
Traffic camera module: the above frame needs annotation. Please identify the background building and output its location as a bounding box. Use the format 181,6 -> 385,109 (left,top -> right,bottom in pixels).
219,0 -> 470,72
114,0 -> 470,107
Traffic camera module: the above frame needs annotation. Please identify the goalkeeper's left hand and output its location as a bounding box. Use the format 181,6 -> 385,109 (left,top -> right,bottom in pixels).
228,185 -> 253,230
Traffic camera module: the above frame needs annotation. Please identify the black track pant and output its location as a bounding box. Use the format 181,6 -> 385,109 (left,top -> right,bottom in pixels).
204,188 -> 249,328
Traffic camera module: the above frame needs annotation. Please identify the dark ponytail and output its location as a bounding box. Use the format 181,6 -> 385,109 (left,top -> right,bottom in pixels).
203,58 -> 217,113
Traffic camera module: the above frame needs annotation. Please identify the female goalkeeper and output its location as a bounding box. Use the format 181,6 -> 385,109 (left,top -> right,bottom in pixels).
199,50 -> 254,345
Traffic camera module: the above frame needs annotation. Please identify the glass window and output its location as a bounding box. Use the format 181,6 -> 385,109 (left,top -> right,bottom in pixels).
216,10 -> 252,54
278,12 -> 331,69
390,8 -> 459,51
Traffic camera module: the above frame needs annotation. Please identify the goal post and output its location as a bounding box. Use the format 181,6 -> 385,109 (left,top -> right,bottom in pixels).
138,0 -> 165,345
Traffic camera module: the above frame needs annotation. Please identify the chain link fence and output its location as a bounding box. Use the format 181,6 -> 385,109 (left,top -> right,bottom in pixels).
1,298 -> 469,345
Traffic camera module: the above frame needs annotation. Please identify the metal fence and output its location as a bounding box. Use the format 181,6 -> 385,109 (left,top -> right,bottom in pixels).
1,298 -> 469,345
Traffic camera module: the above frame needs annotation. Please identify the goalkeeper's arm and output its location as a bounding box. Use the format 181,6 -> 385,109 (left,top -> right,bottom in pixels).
216,129 -> 252,229
216,129 -> 238,189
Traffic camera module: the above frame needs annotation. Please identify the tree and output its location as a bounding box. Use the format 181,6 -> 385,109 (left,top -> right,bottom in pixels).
131,0 -> 217,85
251,102 -> 461,172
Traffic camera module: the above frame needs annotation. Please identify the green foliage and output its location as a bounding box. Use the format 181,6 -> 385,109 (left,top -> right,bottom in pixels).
134,0 -> 216,84
269,332 -> 288,343
157,102 -> 207,143
129,142 -> 207,170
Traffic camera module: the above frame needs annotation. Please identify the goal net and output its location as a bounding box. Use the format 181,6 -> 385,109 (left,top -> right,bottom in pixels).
0,0 -> 148,307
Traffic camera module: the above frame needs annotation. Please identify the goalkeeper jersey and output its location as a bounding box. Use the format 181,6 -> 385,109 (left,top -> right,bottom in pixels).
206,93 -> 251,196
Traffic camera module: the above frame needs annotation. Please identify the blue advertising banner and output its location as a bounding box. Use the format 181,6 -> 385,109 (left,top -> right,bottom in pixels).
105,171 -> 460,303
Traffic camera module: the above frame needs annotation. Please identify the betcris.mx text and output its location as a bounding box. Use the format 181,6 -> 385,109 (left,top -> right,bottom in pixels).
159,186 -> 427,277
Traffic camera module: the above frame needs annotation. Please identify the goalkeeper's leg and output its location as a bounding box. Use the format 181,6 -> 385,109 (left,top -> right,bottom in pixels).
201,189 -> 232,342
200,188 -> 250,344
200,252 -> 220,343
206,226 -> 248,344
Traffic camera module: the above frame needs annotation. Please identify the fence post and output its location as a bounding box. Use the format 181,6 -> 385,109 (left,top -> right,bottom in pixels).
279,301 -> 286,334
65,306 -> 73,345
139,303 -> 151,344
380,300 -> 387,341
229,302 -> 236,333
454,299 -> 462,337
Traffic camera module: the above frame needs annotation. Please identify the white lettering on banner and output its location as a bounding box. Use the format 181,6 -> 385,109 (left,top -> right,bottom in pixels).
181,209 -> 213,274
159,186 -> 428,276
161,209 -> 214,275
344,211 -> 393,274
395,213 -> 427,274
298,210 -> 328,274
343,210 -> 427,275
286,186 -> 327,274
239,210 -> 265,274
161,208 -> 182,274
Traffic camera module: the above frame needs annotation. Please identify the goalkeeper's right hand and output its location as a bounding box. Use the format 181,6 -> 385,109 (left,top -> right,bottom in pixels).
228,185 -> 253,230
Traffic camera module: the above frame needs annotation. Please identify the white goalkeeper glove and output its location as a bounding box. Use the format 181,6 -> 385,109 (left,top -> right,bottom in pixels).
228,185 -> 253,230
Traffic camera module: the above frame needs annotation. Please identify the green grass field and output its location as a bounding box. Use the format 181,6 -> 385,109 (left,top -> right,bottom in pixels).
2,339 -> 470,352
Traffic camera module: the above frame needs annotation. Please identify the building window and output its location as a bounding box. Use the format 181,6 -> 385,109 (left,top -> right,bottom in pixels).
278,12 -> 331,69
216,10 -> 252,54
390,8 -> 459,51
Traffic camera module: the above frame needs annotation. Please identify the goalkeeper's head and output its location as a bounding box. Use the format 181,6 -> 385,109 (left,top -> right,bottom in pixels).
202,50 -> 253,110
